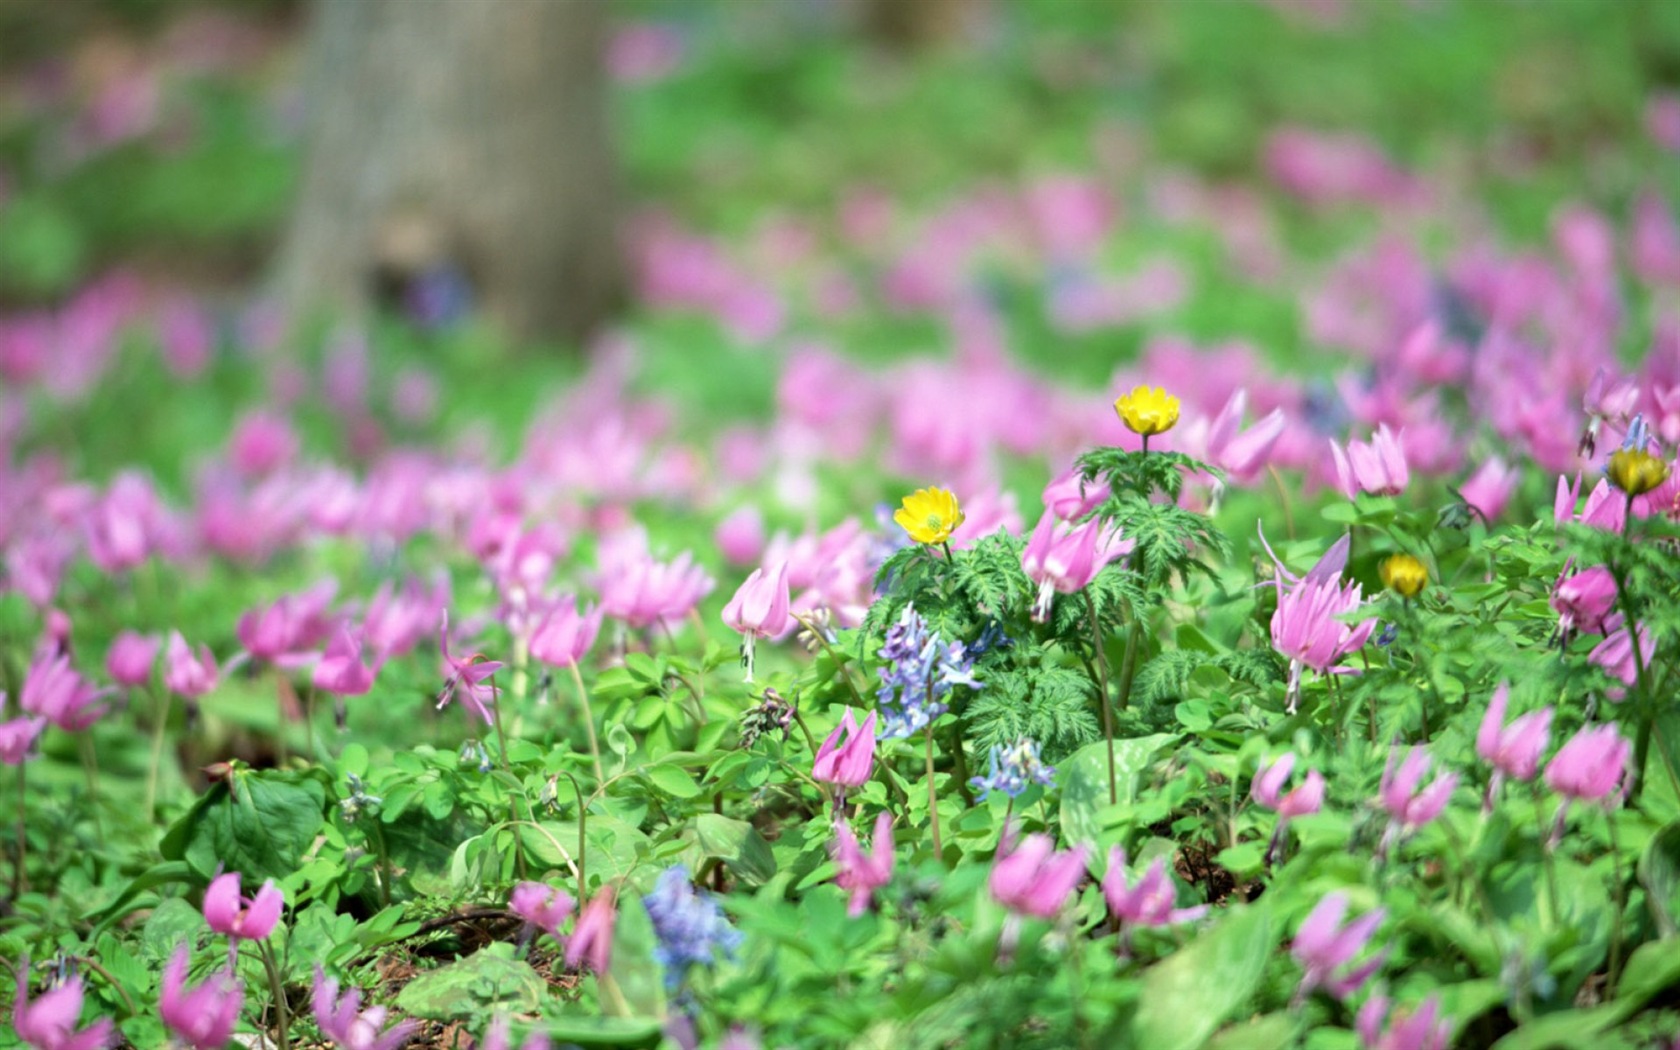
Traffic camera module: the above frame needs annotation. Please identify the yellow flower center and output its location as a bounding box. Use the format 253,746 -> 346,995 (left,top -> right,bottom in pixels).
894,486 -> 965,545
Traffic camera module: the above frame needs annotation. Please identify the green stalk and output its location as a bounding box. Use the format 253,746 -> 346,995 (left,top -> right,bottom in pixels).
567,662 -> 606,783
926,726 -> 942,859
562,771 -> 588,895
1084,591 -> 1117,805
144,685 -> 170,823
12,761 -> 26,897
256,940 -> 292,1050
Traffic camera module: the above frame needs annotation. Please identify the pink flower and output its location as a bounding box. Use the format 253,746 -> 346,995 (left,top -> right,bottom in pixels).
833,812 -> 895,917
480,1015 -> 551,1050
237,580 -> 338,667
1262,531 -> 1377,712
989,830 -> 1088,919
436,612 -> 502,726
1377,747 -> 1457,845
1551,565 -> 1618,640
509,881 -> 575,940
1330,425 -> 1410,499
1252,753 -> 1325,821
528,597 -> 603,670
1101,847 -> 1207,931
813,709 -> 877,789
714,507 -> 765,566
158,947 -> 243,1050
1545,723 -> 1630,804
12,958 -> 114,1050
1554,474 -> 1626,532
83,473 -> 163,573
20,654 -> 109,732
203,871 -> 284,942
1204,390 -> 1288,483
314,628 -> 377,697
1020,510 -> 1129,622
1588,617 -> 1654,701
363,576 -> 449,660
164,632 -> 219,699
0,715 -> 45,765
599,545 -> 714,630
312,967 -> 418,1050
722,562 -> 792,681
1291,891 -> 1387,1001
1475,683 -> 1552,807
229,410 -> 298,477
1357,992 -> 1452,1050
1458,457 -> 1518,523
565,891 -> 617,973
105,631 -> 160,688
1042,468 -> 1106,522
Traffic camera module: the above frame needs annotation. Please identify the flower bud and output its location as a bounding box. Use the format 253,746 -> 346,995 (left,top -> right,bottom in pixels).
1607,448 -> 1670,497
1379,554 -> 1427,598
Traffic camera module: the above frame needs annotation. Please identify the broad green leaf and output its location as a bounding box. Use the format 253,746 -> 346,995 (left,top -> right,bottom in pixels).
694,813 -> 777,885
644,763 -> 703,798
1129,903 -> 1274,1050
1638,821 -> 1680,938
1059,734 -> 1179,848
604,893 -> 666,1019
159,771 -> 328,882
394,943 -> 546,1019
1204,1012 -> 1296,1050
540,1015 -> 664,1048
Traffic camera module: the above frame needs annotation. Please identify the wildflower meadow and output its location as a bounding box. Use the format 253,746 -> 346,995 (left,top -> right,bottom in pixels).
4,1 -> 1680,1048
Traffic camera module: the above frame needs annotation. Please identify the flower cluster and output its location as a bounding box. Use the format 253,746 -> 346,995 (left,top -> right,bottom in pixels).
643,866 -> 742,986
968,738 -> 1056,801
874,605 -> 980,739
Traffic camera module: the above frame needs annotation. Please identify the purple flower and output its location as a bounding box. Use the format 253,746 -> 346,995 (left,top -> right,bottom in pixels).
1260,529 -> 1377,713
833,812 -> 895,917
203,871 -> 284,943
1101,847 -> 1207,933
1330,425 -> 1410,499
312,967 -> 418,1050
528,596 -> 602,670
480,1015 -> 551,1050
163,632 -> 218,699
436,612 -> 502,726
1545,723 -> 1630,805
1475,683 -> 1552,809
105,631 -> 160,688
12,958 -> 114,1050
1357,992 -> 1452,1050
1588,617 -> 1654,702
1377,747 -> 1457,852
1550,565 -> 1617,640
237,580 -> 337,667
643,866 -> 741,984
1252,753 -> 1326,820
812,709 -> 877,789
565,891 -> 617,973
158,947 -> 243,1050
19,654 -> 109,732
989,829 -> 1088,919
1020,510 -> 1129,621
1292,892 -> 1387,1001
509,881 -> 575,941
0,714 -> 46,765
875,605 -> 980,739
969,738 -> 1057,802
314,628 -> 377,697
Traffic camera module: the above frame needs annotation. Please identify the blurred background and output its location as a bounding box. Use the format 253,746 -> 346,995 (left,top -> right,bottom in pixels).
2,0 -> 1679,488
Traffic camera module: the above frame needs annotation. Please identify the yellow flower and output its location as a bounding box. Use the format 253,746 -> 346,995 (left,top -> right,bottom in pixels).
894,487 -> 964,546
1380,553 -> 1428,599
1608,448 -> 1671,497
1114,385 -> 1181,437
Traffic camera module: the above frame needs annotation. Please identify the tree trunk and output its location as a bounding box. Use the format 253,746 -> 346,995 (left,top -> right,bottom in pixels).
273,0 -> 622,346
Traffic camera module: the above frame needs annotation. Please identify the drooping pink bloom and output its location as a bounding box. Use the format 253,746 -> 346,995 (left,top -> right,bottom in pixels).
1329,425 -> 1410,499
314,628 -> 377,697
237,580 -> 338,667
229,410 -> 299,477
202,872 -> 284,943
1291,891 -> 1387,1002
1356,992 -> 1452,1050
1377,747 -> 1457,850
12,957 -> 114,1050
158,947 -> 243,1050
480,1015 -> 551,1050
1545,723 -> 1631,805
1020,510 -> 1130,622
363,576 -> 449,660
510,881 -> 575,941
1588,617 -> 1654,701
312,967 -> 418,1050
598,545 -> 714,630
1204,390 -> 1288,483
1457,457 -> 1518,523
1551,565 -> 1618,640
1101,847 -> 1207,935
1262,531 -> 1377,713
105,631 -> 160,688
1554,474 -> 1626,533
19,654 -> 109,732
722,562 -> 792,681
714,506 -> 765,566
83,472 -> 163,573
528,597 -> 603,669
813,709 -> 877,790
164,632 -> 219,699
564,891 -> 617,973
1252,753 -> 1326,819
436,612 -> 502,726
1475,683 -> 1553,811
833,812 -> 895,918
1042,468 -> 1106,522
989,830 -> 1088,919
0,715 -> 45,765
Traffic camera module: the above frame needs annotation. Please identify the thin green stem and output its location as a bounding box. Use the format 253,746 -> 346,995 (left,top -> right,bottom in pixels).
562,771 -> 589,896
1607,811 -> 1629,996
145,685 -> 170,823
12,761 -> 26,897
926,727 -> 942,859
1533,784 -> 1560,931
1085,591 -> 1117,805
566,662 -> 606,783
256,940 -> 292,1050
77,733 -> 102,836
791,613 -> 871,708
367,817 -> 393,908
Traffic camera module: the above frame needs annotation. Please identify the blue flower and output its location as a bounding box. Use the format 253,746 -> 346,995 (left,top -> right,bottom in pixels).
875,605 -> 981,740
643,866 -> 741,985
969,738 -> 1057,801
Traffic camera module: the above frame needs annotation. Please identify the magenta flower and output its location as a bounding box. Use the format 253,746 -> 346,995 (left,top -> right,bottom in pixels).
1291,891 -> 1387,1002
1262,531 -> 1376,713
203,871 -> 284,943
1457,457 -> 1518,524
1252,753 -> 1326,819
312,967 -> 418,1050
314,628 -> 377,697
164,632 -> 219,699
1551,565 -> 1618,640
1554,474 -> 1626,532
158,947 -> 243,1050
363,576 -> 449,660
1588,617 -> 1654,701
436,612 -> 502,726
1101,847 -> 1207,936
105,631 -> 160,688
20,654 -> 109,732
812,708 -> 877,790
833,812 -> 895,917
721,561 -> 792,681
1546,723 -> 1630,806
481,1015 -> 551,1050
509,881 -> 575,941
1204,390 -> 1287,484
1357,992 -> 1452,1050
1475,683 -> 1552,809
237,580 -> 337,667
598,544 -> 714,630
989,830 -> 1088,919
1020,510 -> 1129,621
715,506 -> 766,567
1377,747 -> 1457,852
0,714 -> 45,765
83,473 -> 162,574
528,596 -> 603,670
1330,425 -> 1409,499
1042,468 -> 1107,522
564,891 -> 617,973
12,958 -> 114,1050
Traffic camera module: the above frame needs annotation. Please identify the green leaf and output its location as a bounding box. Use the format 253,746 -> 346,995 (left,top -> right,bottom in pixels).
394,943 -> 547,1020
1059,734 -> 1178,846
159,771 -> 328,882
644,763 -> 703,799
603,893 -> 667,1019
1129,903 -> 1275,1050
694,813 -> 777,885
1215,841 -> 1265,880
540,1016 -> 665,1048
1204,1012 -> 1296,1050
1638,822 -> 1680,938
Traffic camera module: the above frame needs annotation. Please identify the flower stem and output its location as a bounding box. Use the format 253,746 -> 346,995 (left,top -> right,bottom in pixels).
1606,809 -> 1628,996
367,816 -> 393,909
926,727 -> 943,859
1532,784 -> 1560,930
77,733 -> 102,835
12,761 -> 26,897
145,686 -> 170,823
1084,591 -> 1117,805
566,662 -> 606,783
256,940 -> 292,1050
562,770 -> 588,895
